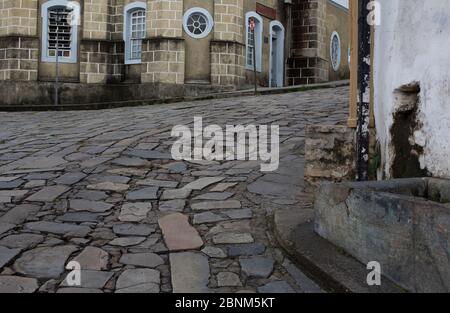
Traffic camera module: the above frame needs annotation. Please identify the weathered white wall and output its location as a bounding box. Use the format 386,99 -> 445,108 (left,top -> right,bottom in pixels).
374,0 -> 450,178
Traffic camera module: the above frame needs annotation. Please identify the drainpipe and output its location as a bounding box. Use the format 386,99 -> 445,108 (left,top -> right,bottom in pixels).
284,0 -> 293,87
356,0 -> 371,181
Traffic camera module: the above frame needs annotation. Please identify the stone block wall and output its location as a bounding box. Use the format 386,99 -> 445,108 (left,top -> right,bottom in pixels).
0,36 -> 38,81
83,0 -> 110,40
210,40 -> 244,86
213,0 -> 244,43
0,0 -> 38,36
147,0 -> 182,38
305,125 -> 356,186
141,38 -> 184,84
287,0 -> 328,85
80,40 -> 124,84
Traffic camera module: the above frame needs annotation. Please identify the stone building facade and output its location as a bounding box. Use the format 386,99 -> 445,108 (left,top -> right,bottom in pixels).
287,0 -> 350,85
0,0 -> 349,107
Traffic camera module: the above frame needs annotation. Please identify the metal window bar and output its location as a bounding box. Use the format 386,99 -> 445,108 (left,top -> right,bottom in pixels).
48,7 -> 72,58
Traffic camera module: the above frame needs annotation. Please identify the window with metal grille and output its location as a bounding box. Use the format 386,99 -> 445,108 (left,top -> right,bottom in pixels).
47,6 -> 72,58
130,9 -> 146,60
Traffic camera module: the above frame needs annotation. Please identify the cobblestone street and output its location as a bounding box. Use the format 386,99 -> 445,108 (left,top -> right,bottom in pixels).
0,86 -> 348,293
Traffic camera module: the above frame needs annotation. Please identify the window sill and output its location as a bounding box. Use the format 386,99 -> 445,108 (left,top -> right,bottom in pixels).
125,59 -> 142,65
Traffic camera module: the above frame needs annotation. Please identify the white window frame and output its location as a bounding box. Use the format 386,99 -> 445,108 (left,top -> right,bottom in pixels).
124,2 -> 147,65
245,12 -> 263,72
41,0 -> 80,64
330,31 -> 341,71
183,7 -> 214,39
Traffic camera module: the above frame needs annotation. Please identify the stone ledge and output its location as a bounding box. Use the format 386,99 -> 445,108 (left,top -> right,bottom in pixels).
272,208 -> 405,293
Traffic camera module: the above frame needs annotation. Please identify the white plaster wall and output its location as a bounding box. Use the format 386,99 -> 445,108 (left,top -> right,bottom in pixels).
374,0 -> 450,178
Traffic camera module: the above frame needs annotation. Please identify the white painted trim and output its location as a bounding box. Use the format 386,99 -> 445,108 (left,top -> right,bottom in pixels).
269,20 -> 285,87
183,7 -> 214,39
124,1 -> 147,65
41,0 -> 80,63
245,11 -> 263,72
330,31 -> 341,71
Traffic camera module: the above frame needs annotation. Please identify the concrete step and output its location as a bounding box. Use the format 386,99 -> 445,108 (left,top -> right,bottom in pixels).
272,208 -> 405,293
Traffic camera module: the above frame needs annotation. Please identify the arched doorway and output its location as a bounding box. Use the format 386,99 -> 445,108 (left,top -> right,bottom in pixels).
269,21 -> 285,88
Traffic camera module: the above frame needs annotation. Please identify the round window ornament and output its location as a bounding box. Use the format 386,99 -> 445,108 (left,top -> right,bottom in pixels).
183,8 -> 214,39
330,31 -> 341,71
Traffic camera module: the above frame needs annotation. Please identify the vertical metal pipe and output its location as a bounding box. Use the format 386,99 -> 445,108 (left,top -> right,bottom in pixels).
55,11 -> 60,107
252,27 -> 258,96
356,0 -> 371,181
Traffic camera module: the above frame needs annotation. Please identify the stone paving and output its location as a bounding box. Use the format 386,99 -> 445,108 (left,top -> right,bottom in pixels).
0,87 -> 348,293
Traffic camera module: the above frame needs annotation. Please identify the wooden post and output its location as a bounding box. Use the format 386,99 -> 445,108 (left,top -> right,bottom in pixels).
348,0 -> 358,128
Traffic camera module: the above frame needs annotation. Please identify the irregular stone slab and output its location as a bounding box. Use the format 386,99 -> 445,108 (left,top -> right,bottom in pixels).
191,171 -> 223,177
223,208 -> 253,220
20,157 -> 66,170
25,221 -> 91,237
74,190 -> 108,201
217,272 -> 243,287
87,175 -> 131,185
248,180 -> 298,198
191,200 -> 242,211
108,168 -> 148,177
201,246 -> 227,259
119,253 -> 164,268
257,281 -> 295,293
193,192 -> 235,201
158,200 -> 186,212
0,246 -> 21,268
116,269 -> 160,293
136,179 -> 179,188
193,212 -> 228,225
87,182 -> 129,192
228,243 -> 266,257
163,162 -> 187,173
0,196 -> 11,203
170,252 -> 210,293
108,237 -> 146,247
0,204 -> 41,224
0,190 -> 29,198
0,222 -> 15,235
13,245 -> 78,279
24,180 -> 46,188
240,257 -> 274,279
119,203 -> 152,222
57,212 -> 102,223
0,179 -> 24,189
80,157 -> 112,168
57,288 -> 103,293
26,186 -> 70,202
54,172 -> 87,185
70,199 -> 114,213
159,213 -> 203,251
213,233 -> 254,244
126,187 -> 159,201
61,270 -> 114,289
0,176 -> 21,182
161,188 -> 191,200
113,223 -> 155,236
0,234 -> 44,250
0,276 -> 39,293
184,177 -> 225,191
72,247 -> 109,271
125,149 -> 172,160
